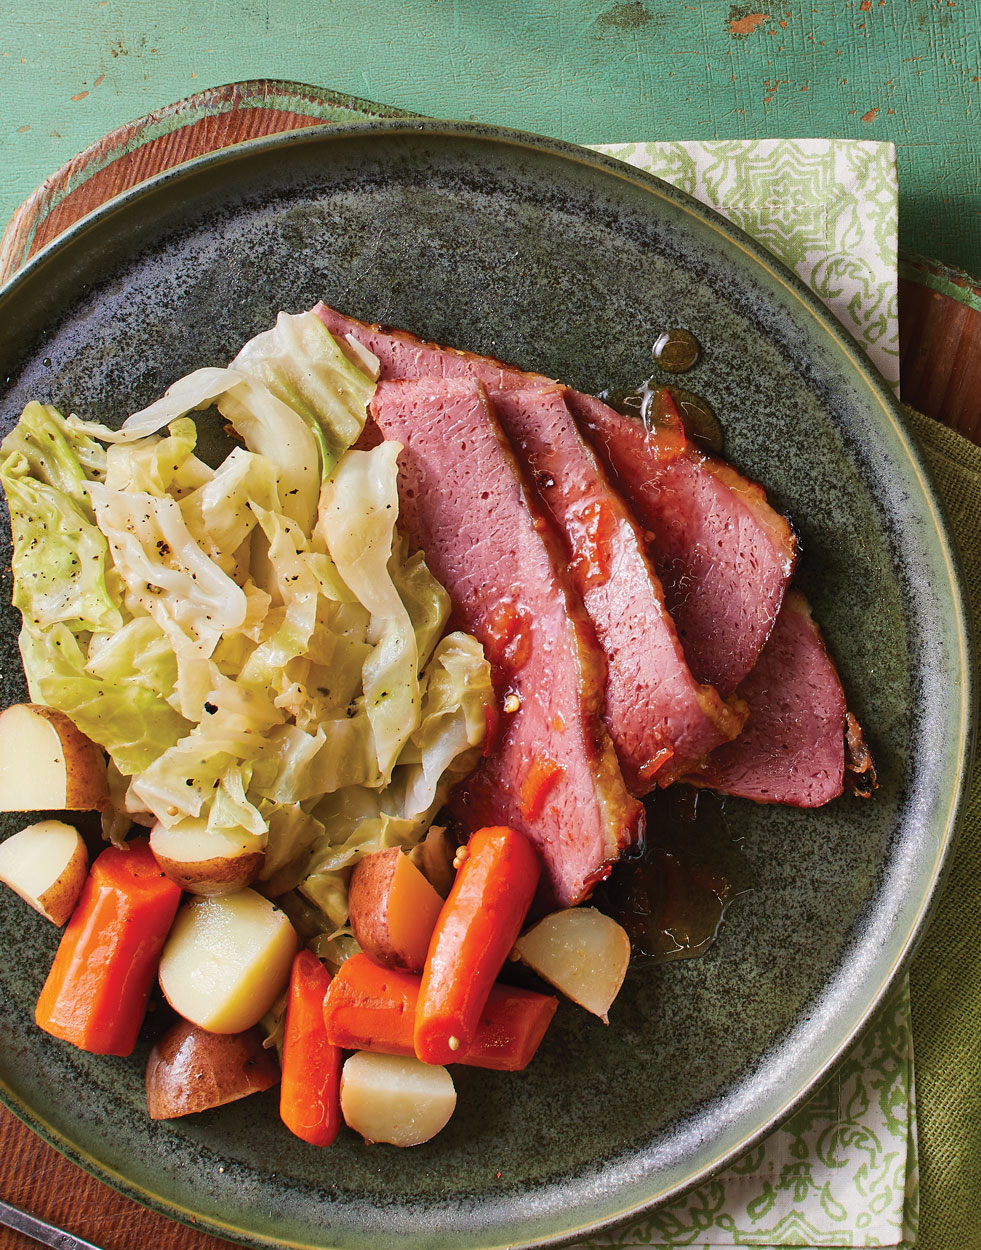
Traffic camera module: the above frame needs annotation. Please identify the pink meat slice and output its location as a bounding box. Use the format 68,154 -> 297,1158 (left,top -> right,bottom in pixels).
567,391 -> 798,696
314,302 -> 557,392
317,304 -> 797,697
370,375 -> 644,907
489,386 -> 747,792
315,305 -> 746,780
681,591 -> 847,806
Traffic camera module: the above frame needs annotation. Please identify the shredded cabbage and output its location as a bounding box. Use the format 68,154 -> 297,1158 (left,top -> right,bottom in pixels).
0,311 -> 491,929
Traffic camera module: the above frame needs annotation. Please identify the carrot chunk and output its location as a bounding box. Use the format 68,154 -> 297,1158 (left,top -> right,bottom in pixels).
323,952 -> 556,1071
414,826 -> 540,1065
35,838 -> 182,1056
280,950 -> 342,1146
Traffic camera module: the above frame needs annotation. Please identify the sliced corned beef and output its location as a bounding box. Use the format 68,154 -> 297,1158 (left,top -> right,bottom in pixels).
315,303 -> 552,393
681,591 -> 849,806
315,306 -> 746,785
567,390 -> 798,696
369,375 -> 644,907
317,305 -> 796,698
489,386 -> 747,792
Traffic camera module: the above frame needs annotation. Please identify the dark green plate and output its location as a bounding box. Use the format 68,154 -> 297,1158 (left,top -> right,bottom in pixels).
0,122 -> 973,1249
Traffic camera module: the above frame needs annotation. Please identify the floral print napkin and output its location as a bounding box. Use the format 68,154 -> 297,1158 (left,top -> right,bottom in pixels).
593,140 -> 900,390
575,139 -> 913,1250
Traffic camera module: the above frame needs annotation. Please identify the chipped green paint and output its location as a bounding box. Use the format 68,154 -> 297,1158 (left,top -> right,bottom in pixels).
0,3 -> 978,268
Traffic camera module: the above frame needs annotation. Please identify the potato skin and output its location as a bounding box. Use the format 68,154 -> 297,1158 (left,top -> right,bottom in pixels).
0,819 -> 88,926
151,849 -> 263,896
348,848 -> 442,972
149,821 -> 264,897
0,704 -> 109,812
348,849 -> 400,963
30,705 -> 110,811
146,1019 -> 279,1120
36,831 -> 89,926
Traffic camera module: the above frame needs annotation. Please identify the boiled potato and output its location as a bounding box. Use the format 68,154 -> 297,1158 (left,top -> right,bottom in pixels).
0,819 -> 88,925
348,847 -> 444,971
150,818 -> 264,896
158,889 -> 298,1033
0,704 -> 108,811
513,907 -> 630,1023
146,1018 -> 279,1119
340,1051 -> 456,1146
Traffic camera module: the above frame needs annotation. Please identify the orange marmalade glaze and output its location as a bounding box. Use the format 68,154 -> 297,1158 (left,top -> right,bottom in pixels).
568,499 -> 618,591
480,600 -> 533,675
519,755 -> 565,822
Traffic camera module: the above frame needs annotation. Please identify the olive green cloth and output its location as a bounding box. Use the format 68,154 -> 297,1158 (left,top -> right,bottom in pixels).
904,406 -> 981,1250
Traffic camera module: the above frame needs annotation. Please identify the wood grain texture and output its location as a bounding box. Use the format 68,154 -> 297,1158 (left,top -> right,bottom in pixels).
899,257 -> 981,444
0,1106 -> 236,1249
0,80 -> 411,284
0,78 -> 978,1250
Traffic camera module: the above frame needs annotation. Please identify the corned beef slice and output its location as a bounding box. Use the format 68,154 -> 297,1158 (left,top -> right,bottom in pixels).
567,391 -> 798,696
315,303 -> 551,392
369,376 -> 644,907
489,386 -> 747,792
316,305 -> 796,697
314,305 -> 745,784
681,591 -> 847,806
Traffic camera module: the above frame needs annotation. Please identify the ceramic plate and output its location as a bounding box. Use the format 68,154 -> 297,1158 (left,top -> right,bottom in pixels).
0,122 -> 972,1250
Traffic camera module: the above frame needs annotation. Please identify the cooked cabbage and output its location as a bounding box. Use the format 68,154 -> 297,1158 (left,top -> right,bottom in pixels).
0,311 -> 491,930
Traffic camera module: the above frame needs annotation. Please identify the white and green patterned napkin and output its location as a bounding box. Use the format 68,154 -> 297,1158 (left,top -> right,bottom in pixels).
595,140 -> 899,390
576,139 -> 914,1250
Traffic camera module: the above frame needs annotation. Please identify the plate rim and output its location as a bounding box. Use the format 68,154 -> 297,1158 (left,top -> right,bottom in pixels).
0,117 -> 975,1250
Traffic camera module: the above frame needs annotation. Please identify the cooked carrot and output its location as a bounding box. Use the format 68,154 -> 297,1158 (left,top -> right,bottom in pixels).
414,826 -> 540,1065
35,838 -> 182,1056
280,949 -> 342,1146
323,952 -> 556,1071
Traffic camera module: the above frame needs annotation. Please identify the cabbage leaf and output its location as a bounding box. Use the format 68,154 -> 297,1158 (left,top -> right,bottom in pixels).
0,311 -> 492,936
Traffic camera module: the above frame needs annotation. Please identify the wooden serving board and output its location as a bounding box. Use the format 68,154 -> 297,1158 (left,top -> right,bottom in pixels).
0,81 -> 978,1250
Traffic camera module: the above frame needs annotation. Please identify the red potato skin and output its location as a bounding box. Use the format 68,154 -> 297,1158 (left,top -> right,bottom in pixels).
348,848 -> 443,972
280,950 -> 342,1147
323,953 -> 557,1071
146,1020 -> 279,1119
35,838 -> 182,1056
415,827 -> 541,1065
10,704 -> 111,811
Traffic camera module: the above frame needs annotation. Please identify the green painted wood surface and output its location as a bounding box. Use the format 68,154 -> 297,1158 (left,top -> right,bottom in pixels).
0,0 -> 978,278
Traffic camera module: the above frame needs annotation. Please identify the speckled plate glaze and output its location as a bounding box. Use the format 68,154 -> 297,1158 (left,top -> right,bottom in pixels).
0,122 -> 973,1250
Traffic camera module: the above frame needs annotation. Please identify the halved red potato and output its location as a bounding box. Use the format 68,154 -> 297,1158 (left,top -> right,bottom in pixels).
146,1018 -> 279,1119
0,704 -> 108,811
348,847 -> 444,971
150,818 -> 264,896
0,819 -> 88,925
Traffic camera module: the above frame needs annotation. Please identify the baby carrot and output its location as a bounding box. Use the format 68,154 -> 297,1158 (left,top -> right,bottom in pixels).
323,952 -> 557,1071
35,838 -> 182,1056
415,826 -> 540,1065
280,950 -> 341,1147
